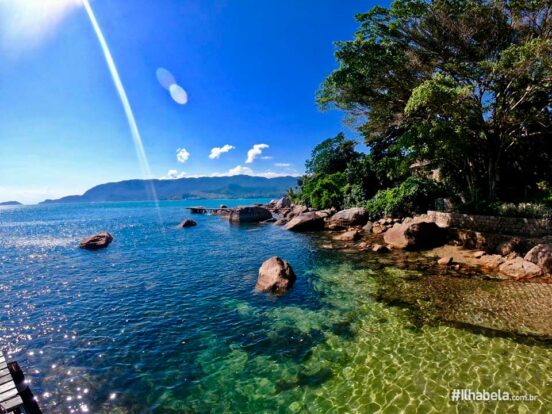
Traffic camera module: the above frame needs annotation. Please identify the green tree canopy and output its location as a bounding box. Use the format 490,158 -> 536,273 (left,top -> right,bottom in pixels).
319,0 -> 552,202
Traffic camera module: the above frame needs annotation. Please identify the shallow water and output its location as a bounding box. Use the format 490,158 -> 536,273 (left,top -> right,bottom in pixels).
0,201 -> 551,413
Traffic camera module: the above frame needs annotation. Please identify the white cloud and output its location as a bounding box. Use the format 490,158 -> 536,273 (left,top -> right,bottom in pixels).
227,165 -> 254,175
210,165 -> 299,178
209,144 -> 235,159
261,156 -> 273,160
162,169 -> 187,179
245,144 -> 269,163
176,148 -> 190,163
274,163 -> 291,167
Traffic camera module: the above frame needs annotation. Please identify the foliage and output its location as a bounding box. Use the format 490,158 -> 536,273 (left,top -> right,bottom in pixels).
364,176 -> 444,219
292,133 -> 379,210
459,201 -> 552,220
305,132 -> 359,176
318,0 -> 552,203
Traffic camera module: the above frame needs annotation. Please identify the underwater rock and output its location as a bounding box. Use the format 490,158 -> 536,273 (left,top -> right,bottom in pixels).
256,256 -> 296,294
372,244 -> 389,253
437,256 -> 453,265
499,257 -> 542,280
79,231 -> 113,250
179,219 -> 197,228
479,254 -> 505,269
285,212 -> 325,231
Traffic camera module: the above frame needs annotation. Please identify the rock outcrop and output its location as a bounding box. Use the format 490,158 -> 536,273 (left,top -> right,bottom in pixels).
79,231 -> 113,250
383,220 -> 447,250
524,244 -> 552,274
285,212 -> 325,231
498,257 -> 542,280
328,208 -> 368,227
229,206 -> 273,223
333,229 -> 361,241
275,196 -> 292,209
479,254 -> 505,269
256,256 -> 296,294
179,219 -> 197,228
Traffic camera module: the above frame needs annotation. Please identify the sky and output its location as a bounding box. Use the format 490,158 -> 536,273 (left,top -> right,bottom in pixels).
0,0 -> 381,204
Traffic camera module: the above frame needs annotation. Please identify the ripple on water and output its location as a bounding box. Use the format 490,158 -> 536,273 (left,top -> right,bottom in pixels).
0,202 -> 551,413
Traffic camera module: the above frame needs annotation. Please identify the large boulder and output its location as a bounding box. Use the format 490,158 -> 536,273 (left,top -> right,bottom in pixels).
479,254 -> 505,269
256,257 -> 296,294
179,219 -> 197,228
79,231 -> 113,250
285,205 -> 309,219
275,196 -> 292,209
229,206 -> 273,223
333,229 -> 361,241
383,220 -> 447,250
329,208 -> 368,227
285,212 -> 325,231
498,257 -> 542,280
524,244 -> 552,274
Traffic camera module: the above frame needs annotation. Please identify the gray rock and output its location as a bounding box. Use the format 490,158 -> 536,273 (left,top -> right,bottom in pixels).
524,244 -> 552,274
229,206 -> 273,223
275,196 -> 292,209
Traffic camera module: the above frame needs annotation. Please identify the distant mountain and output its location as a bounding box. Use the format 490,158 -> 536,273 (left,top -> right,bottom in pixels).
0,201 -> 22,206
40,175 -> 298,204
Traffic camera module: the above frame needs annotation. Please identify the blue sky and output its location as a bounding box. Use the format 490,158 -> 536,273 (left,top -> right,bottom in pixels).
0,0 -> 380,204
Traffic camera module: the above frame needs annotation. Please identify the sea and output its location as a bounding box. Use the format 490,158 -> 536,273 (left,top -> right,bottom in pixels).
0,200 -> 551,413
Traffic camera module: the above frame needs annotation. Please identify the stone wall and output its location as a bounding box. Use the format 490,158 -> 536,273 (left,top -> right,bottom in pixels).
426,211 -> 552,237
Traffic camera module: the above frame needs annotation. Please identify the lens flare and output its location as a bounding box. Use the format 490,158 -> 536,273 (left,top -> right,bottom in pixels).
82,0 -> 161,214
0,0 -> 81,52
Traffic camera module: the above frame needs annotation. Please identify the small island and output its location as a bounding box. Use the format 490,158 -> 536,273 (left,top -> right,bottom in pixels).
0,201 -> 22,206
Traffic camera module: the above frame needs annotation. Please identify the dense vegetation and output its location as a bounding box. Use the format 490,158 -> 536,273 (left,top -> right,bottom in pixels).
293,0 -> 551,218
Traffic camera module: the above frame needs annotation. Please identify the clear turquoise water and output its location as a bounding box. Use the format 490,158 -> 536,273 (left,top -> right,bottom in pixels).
0,201 -> 551,413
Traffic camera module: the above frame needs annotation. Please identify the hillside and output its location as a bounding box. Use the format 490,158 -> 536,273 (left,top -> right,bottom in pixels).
41,175 -> 298,204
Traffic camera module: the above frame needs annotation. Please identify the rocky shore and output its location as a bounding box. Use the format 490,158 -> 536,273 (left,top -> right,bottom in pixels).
200,196 -> 552,283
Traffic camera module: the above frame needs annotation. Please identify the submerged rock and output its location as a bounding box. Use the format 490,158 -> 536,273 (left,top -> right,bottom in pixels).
499,257 -> 542,280
383,221 -> 447,250
372,244 -> 389,253
79,231 -> 113,250
179,219 -> 197,228
285,212 -> 325,231
479,254 -> 505,269
229,206 -> 273,223
329,208 -> 368,227
524,244 -> 552,274
256,256 -> 296,294
438,256 -> 453,265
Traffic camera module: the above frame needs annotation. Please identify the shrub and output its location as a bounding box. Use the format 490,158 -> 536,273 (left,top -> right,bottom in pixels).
364,176 -> 444,220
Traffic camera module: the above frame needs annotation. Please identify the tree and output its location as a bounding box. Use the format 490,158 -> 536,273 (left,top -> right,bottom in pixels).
293,133 -> 378,209
318,0 -> 552,202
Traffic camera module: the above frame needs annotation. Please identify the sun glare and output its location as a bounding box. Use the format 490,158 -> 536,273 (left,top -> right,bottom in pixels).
0,0 -> 82,52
